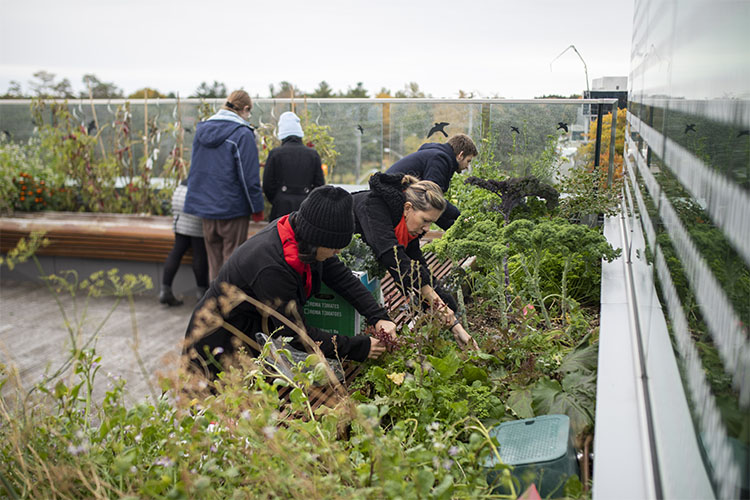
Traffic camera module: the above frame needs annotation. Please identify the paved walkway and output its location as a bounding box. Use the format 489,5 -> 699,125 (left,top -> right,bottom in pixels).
0,279 -> 197,405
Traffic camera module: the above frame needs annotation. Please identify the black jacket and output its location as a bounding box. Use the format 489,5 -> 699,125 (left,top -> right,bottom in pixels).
385,142 -> 460,229
184,216 -> 389,377
352,173 -> 433,295
262,137 -> 325,221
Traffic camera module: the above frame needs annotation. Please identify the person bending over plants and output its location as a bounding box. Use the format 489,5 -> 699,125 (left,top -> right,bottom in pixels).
184,185 -> 397,379
352,172 -> 478,350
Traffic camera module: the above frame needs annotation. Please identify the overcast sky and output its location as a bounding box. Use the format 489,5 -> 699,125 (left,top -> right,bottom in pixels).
0,0 -> 634,99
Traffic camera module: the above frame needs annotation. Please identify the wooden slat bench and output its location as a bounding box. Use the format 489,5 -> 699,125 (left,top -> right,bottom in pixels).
0,212 -> 268,264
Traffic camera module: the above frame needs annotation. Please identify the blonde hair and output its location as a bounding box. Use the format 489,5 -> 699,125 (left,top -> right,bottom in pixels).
223,90 -> 252,114
401,175 -> 446,214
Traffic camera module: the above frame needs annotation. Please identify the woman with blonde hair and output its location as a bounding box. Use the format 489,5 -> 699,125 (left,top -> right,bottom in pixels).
352,172 -> 478,349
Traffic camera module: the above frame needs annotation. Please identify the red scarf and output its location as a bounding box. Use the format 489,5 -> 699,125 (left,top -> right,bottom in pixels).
277,215 -> 312,298
394,215 -> 419,248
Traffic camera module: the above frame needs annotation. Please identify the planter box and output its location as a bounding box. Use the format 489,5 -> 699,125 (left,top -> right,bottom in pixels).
303,271 -> 383,337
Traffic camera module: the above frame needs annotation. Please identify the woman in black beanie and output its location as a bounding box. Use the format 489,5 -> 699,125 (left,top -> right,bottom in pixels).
353,172 -> 478,350
184,185 -> 397,379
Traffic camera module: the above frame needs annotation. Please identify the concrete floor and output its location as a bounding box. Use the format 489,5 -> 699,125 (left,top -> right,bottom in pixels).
0,278 -> 198,406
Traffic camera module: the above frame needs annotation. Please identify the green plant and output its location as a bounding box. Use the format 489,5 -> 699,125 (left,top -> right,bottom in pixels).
256,111 -> 340,176
339,234 -> 387,280
0,136 -> 68,214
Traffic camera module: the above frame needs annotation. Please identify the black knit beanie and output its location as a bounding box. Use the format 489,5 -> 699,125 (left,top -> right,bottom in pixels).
294,185 -> 354,249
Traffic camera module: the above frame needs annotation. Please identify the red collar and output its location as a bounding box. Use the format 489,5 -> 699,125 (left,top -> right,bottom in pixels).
277,215 -> 312,298
394,214 -> 419,247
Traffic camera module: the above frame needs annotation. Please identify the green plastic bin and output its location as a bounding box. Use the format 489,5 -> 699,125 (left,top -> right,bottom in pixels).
303,271 -> 382,337
484,414 -> 580,498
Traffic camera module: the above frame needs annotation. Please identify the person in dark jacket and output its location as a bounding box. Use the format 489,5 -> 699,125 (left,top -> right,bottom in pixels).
263,111 -> 325,221
352,172 -> 478,350
184,185 -> 396,379
184,90 -> 265,281
386,133 -> 477,230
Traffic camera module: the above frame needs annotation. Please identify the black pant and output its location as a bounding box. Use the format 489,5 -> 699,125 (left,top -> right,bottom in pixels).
162,233 -> 209,288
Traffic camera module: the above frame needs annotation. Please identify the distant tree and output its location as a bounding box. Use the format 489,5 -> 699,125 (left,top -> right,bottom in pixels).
457,89 -> 475,98
2,80 -> 25,98
375,88 -> 392,98
269,81 -> 303,98
341,82 -> 368,98
52,78 -> 75,98
127,88 -> 167,99
81,74 -> 123,98
394,82 -> 427,98
309,81 -> 335,98
192,80 -> 227,98
28,70 -> 58,97
535,94 -> 582,99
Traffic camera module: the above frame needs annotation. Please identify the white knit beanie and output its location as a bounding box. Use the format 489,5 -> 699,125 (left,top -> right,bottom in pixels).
277,111 -> 304,140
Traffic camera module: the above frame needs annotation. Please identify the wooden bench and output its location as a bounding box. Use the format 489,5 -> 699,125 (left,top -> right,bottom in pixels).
0,212 -> 267,264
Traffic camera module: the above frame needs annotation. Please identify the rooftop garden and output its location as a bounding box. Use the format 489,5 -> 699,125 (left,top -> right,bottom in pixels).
0,97 -> 627,498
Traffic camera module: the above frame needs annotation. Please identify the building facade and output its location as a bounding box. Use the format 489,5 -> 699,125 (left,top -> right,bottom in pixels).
600,0 -> 749,498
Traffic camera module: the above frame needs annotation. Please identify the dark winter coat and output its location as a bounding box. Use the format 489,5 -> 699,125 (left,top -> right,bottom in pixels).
386,142 -> 460,229
352,173 -> 432,295
184,216 -> 389,378
184,110 -> 264,219
263,136 -> 325,221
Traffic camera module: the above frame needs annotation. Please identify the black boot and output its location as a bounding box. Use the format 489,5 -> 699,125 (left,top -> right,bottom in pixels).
159,285 -> 183,307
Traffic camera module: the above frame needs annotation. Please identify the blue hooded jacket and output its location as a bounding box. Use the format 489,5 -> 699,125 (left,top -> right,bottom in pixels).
184,110 -> 264,219
385,142 -> 460,230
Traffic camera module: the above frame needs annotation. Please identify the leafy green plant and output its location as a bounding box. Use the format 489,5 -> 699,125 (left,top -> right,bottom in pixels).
338,234 -> 387,280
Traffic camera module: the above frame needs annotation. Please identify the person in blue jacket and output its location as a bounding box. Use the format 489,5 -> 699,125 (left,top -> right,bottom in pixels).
386,133 -> 477,230
184,90 -> 265,281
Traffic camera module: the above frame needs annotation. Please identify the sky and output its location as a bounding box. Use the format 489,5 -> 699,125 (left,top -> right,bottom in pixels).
0,0 -> 634,99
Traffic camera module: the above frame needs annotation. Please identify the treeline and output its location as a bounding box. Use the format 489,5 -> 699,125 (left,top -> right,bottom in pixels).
1,71 -> 465,100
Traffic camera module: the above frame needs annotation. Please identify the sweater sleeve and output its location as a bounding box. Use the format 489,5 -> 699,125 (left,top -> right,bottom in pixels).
321,257 -> 390,326
262,150 -> 279,202
312,151 -> 325,188
238,129 -> 264,213
252,267 -> 372,362
436,201 -> 460,230
421,155 -> 453,192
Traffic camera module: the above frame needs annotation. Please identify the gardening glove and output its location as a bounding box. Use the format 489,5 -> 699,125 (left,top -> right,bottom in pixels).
251,211 -> 265,223
367,337 -> 386,359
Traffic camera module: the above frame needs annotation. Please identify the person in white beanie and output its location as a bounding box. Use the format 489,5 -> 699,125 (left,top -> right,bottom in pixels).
262,111 -> 325,221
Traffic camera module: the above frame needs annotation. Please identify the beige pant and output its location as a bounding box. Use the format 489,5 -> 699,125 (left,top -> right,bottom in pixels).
202,217 -> 249,281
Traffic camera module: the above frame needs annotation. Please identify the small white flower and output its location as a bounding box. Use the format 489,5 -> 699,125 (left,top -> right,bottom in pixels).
134,433 -> 142,443
154,456 -> 175,467
448,446 -> 460,457
433,442 -> 446,451
240,409 -> 252,420
212,346 -> 224,355
262,426 -> 277,440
